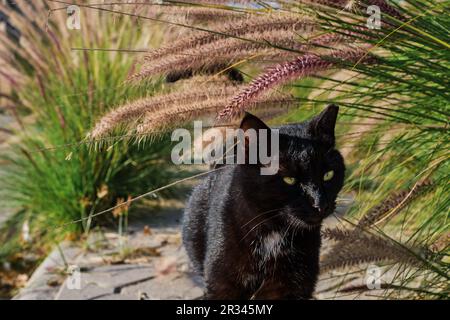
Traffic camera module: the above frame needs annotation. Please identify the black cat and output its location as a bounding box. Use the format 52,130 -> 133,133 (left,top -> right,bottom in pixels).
182,105 -> 345,299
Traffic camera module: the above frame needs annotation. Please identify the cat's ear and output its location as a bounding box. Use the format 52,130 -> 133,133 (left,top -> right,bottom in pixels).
238,113 -> 273,166
240,112 -> 270,132
307,104 -> 339,144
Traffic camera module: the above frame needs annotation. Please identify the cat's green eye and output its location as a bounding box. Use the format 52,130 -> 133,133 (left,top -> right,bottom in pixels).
323,170 -> 334,182
283,177 -> 297,185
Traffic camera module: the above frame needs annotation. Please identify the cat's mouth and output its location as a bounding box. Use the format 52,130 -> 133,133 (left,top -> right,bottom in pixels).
286,215 -> 322,230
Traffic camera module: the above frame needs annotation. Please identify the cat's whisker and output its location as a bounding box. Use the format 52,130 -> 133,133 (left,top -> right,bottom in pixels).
291,219 -> 302,248
242,199 -> 316,230
240,202 -> 323,243
240,211 -> 286,243
282,220 -> 293,246
285,220 -> 294,237
273,220 -> 294,277
241,206 -> 286,229
242,202 -> 335,240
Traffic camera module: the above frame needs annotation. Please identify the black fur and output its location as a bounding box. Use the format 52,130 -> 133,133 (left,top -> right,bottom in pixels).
182,105 -> 345,299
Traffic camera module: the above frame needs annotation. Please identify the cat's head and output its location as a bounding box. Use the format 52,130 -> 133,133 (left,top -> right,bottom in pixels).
238,105 -> 345,228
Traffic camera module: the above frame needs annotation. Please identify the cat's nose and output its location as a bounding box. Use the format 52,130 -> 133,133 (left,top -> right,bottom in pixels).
301,183 -> 328,213
309,196 -> 329,215
310,192 -> 328,214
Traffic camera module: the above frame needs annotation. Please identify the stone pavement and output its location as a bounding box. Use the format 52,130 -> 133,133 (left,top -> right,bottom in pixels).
15,195 -> 389,300
54,230 -> 204,300
14,207 -> 204,300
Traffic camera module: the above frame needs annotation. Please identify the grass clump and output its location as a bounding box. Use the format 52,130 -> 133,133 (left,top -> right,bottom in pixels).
0,2 -> 180,262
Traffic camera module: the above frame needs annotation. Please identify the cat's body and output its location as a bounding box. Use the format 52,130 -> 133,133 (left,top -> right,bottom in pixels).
183,105 -> 345,299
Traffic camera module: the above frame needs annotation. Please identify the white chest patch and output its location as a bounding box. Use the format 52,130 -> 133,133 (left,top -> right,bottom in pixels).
254,231 -> 285,262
